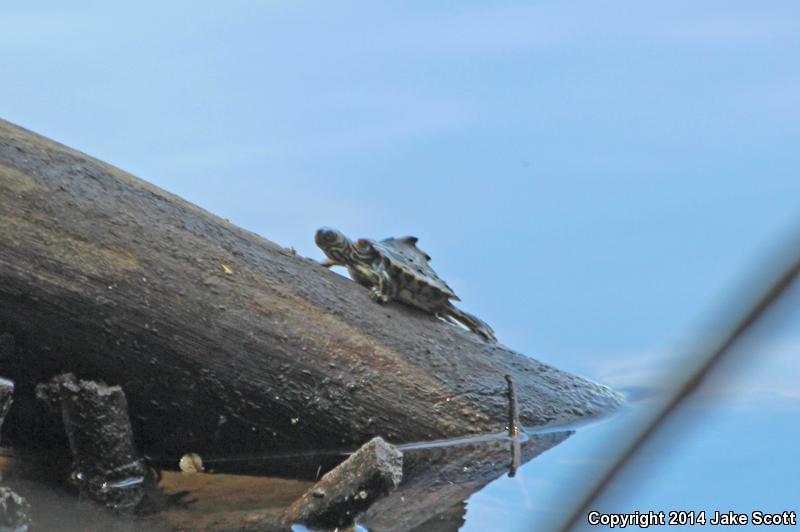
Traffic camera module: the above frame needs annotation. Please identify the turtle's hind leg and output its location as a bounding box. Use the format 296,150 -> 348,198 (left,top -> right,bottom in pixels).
444,303 -> 497,343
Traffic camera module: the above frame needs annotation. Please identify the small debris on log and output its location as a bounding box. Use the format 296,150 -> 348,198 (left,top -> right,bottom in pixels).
505,374 -> 522,477
0,378 -> 12,443
179,453 -> 204,474
283,436 -> 403,529
35,373 -> 150,513
0,486 -> 31,532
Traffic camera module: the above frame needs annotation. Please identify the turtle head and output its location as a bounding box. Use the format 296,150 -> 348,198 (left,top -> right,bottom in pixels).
315,227 -> 364,266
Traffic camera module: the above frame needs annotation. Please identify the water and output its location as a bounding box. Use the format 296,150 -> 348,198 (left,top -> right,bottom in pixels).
464,314 -> 800,531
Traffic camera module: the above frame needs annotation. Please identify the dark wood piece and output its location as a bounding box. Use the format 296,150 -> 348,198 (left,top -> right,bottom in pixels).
36,374 -> 149,513
283,436 -> 402,529
0,118 -> 622,460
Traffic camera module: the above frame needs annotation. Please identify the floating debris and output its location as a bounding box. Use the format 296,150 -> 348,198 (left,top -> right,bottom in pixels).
179,453 -> 204,474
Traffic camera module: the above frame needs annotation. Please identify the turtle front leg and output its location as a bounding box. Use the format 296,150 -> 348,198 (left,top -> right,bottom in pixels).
369,265 -> 396,304
320,259 -> 339,268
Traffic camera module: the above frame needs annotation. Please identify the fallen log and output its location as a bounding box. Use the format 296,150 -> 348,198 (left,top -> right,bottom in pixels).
0,118 -> 622,460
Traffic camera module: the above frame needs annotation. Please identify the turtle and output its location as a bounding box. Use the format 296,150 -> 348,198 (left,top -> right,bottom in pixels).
315,227 -> 497,343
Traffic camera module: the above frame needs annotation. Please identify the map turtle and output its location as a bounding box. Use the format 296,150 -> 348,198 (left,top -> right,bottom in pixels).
315,227 -> 496,343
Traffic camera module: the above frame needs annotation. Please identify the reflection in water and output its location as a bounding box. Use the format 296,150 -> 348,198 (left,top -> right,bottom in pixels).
0,423 -> 579,531
360,431 -> 571,532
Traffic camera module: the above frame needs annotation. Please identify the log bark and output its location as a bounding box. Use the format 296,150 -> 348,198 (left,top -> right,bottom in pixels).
0,118 -> 622,460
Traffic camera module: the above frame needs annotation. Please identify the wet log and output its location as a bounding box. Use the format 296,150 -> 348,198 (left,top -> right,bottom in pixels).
360,431 -> 570,532
283,436 -> 402,529
35,374 -> 149,513
0,117 -> 622,460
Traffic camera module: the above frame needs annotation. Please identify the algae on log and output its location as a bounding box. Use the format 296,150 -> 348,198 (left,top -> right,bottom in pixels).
0,118 -> 622,460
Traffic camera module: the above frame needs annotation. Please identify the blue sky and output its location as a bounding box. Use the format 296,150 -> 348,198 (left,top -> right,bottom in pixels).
3,1 -> 799,529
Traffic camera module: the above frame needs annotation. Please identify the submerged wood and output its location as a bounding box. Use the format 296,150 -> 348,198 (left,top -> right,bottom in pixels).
283,436 -> 402,529
153,432 -> 568,531
409,502 -> 466,532
0,118 -> 622,460
360,430 -> 571,532
36,374 -> 150,513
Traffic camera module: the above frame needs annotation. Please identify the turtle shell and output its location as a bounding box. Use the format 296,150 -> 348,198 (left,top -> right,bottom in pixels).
367,236 -> 459,300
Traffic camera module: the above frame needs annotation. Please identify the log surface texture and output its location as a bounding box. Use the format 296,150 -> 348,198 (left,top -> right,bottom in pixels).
0,118 -> 622,458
